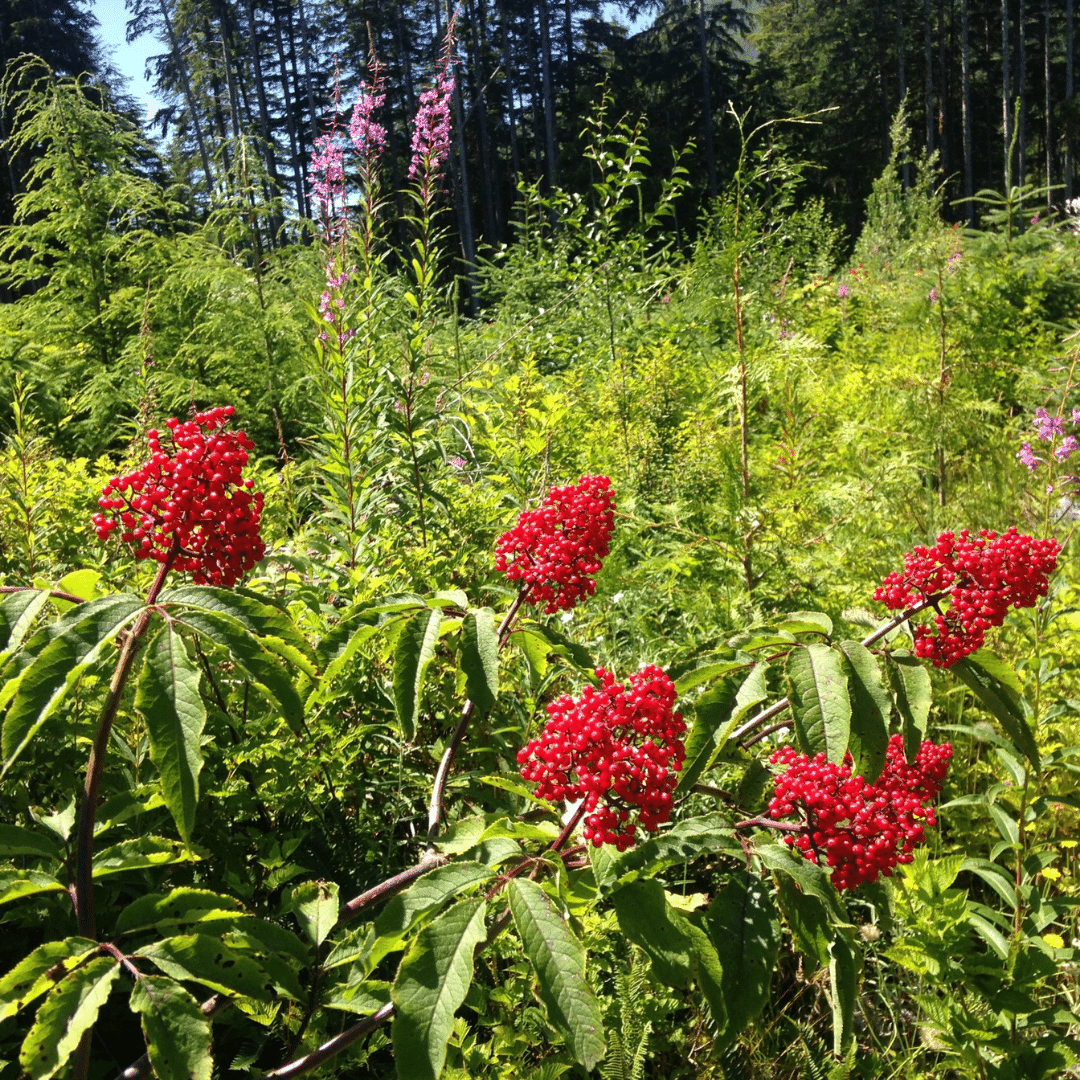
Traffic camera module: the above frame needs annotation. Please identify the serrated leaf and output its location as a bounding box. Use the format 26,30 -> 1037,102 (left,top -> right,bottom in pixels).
706,870 -> 781,1045
829,933 -> 860,1056
0,589 -> 50,664
309,614 -> 380,707
776,875 -> 832,970
291,880 -> 340,947
888,654 -> 932,763
0,938 -> 98,1022
0,870 -> 65,905
115,889 -> 244,935
607,814 -> 741,890
19,955 -> 120,1079
677,665 -> 768,792
375,862 -> 493,938
92,836 -> 192,877
610,879 -> 694,987
0,824 -> 62,861
776,611 -> 833,637
392,897 -> 488,1080
951,652 -> 1038,771
130,975 -> 212,1080
2,595 -> 146,775
837,641 -> 891,781
460,609 -> 499,714
136,934 -> 277,1001
135,624 -> 206,846
158,586 -> 313,661
509,628 -> 551,682
529,624 -> 595,671
786,644 -> 851,764
393,608 -> 442,741
509,880 -> 605,1071
170,609 -> 304,734
754,842 -> 848,922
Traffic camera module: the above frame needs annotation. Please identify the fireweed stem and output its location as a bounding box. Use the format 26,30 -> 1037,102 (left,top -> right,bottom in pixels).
729,591 -> 949,747
425,588 -> 529,844
74,550 -> 176,940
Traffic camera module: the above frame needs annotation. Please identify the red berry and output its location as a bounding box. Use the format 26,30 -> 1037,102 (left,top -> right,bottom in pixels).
518,666 -> 685,848
495,475 -> 615,613
94,407 -> 265,587
874,528 -> 1059,667
767,735 -> 952,890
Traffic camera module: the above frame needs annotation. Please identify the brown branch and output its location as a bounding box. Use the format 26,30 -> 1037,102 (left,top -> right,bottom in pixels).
335,853 -> 448,929
0,585 -> 87,605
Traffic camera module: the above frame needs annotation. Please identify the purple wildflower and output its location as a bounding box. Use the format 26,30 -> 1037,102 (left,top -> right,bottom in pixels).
409,22 -> 457,186
946,251 -> 962,275
1034,407 -> 1064,442
838,282 -> 850,299
1018,443 -> 1040,470
927,287 -> 938,305
1072,408 -> 1080,425
448,455 -> 467,470
1056,435 -> 1078,463
349,60 -> 387,173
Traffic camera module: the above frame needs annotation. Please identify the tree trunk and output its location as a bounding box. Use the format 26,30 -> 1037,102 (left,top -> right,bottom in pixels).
158,0 -> 214,195
499,0 -> 521,196
243,0 -> 282,196
1003,0 -> 1012,189
898,0 -> 910,189
564,0 -> 575,116
297,0 -> 319,147
698,0 -> 717,198
924,0 -> 933,153
466,0 -> 499,241
962,0 -> 973,220
537,0 -> 557,196
1018,0 -> 1026,187
451,59 -> 479,315
1045,0 -> 1052,206
1068,0 -> 1074,201
271,0 -> 307,219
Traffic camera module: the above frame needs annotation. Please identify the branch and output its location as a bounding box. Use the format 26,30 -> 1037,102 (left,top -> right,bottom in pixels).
0,585 -> 86,605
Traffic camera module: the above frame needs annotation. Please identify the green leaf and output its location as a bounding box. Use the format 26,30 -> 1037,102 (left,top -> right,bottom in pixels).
951,652 -> 1038,771
530,623 -> 595,671
0,870 -> 65,905
393,608 -> 442,741
129,975 -> 211,1080
676,665 -> 768,792
888,654 -> 932,763
706,870 -> 781,1044
170,609 -> 304,734
392,897 -> 488,1080
0,938 -> 98,1022
509,880 -> 605,1072
673,660 -> 748,695
375,862 -> 493,938
115,889 -> 244,935
135,624 -> 206,846
828,933 -> 860,1056
786,644 -> 851,764
607,814 -> 741,890
135,934 -> 276,1001
837,641 -> 891,781
0,589 -> 50,664
19,955 -> 120,1080
309,613 -> 380,707
776,876 -> 831,970
776,611 -> 833,637
754,843 -> 848,922
291,880 -> 340,947
0,824 -> 62,861
158,586 -> 314,663
610,880 -> 694,987
93,836 -> 192,876
459,609 -> 499,714
2,594 -> 145,775
510,628 -> 551,683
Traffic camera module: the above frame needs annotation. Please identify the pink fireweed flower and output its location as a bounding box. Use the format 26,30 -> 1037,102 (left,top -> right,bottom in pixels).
1018,442 -> 1040,470
409,22 -> 457,185
310,130 -> 346,222
350,60 -> 387,173
1034,407 -> 1064,442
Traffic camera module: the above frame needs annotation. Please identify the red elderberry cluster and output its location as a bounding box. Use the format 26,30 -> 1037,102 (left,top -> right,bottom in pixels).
93,406 -> 265,587
768,735 -> 952,891
518,665 -> 686,850
495,475 -> 615,613
874,527 -> 1060,667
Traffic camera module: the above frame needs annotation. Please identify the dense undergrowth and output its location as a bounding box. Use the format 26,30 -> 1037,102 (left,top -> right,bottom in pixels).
0,65 -> 1078,1080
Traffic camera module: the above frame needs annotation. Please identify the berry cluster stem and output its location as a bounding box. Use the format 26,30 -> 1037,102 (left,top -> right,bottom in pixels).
74,550 -> 175,941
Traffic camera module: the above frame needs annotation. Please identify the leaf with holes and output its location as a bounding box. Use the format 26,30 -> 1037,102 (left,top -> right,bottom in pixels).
130,975 -> 212,1080
135,934 -> 276,1002
291,880 -> 340,948
0,937 -> 98,1022
19,955 -> 120,1079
